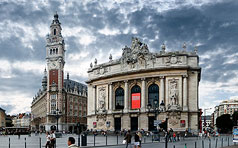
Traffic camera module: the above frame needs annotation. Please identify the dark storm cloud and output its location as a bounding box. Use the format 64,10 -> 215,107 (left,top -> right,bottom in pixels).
0,0 -> 238,114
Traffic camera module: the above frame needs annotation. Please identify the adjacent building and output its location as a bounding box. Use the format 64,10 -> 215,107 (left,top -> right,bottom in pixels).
31,13 -> 87,132
0,107 -> 6,129
212,98 -> 238,130
201,115 -> 212,131
87,38 -> 201,132
12,113 -> 31,127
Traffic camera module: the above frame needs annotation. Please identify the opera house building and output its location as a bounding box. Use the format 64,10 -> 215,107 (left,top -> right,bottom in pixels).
86,37 -> 201,133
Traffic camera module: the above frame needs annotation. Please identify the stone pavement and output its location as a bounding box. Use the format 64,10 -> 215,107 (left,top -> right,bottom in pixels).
0,133 -> 236,148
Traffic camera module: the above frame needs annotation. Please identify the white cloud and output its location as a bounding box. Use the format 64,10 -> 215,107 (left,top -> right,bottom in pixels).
0,90 -> 32,115
0,59 -> 45,79
98,26 -> 121,36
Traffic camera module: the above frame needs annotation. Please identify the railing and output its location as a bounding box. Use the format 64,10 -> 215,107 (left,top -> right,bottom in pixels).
0,133 -> 236,148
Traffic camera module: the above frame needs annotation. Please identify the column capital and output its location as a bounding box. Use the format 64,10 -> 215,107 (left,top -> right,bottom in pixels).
124,80 -> 128,83
182,75 -> 188,78
141,78 -> 146,81
108,82 -> 113,85
93,85 -> 96,88
159,76 -> 165,79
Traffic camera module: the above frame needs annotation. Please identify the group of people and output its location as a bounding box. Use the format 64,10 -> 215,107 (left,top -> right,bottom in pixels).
46,132 -> 79,148
45,131 -> 56,148
124,130 -> 142,148
168,128 -> 180,142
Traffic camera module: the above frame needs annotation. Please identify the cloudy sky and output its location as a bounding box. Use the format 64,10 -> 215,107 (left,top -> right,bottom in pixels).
0,0 -> 237,115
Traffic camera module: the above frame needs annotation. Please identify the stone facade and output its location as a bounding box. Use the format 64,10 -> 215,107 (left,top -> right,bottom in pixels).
87,38 -> 201,132
0,108 -> 6,128
31,13 -> 87,132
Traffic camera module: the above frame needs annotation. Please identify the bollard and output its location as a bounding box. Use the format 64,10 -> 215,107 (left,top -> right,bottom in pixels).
215,138 -> 217,148
222,138 -> 223,147
202,140 -> 204,148
173,145 -> 175,148
25,137 -> 26,148
144,137 -> 146,143
209,139 -> 211,148
117,134 -> 118,145
106,135 -> 107,146
228,137 -> 229,146
152,135 -> 153,143
39,137 -> 41,148
195,141 -> 196,148
78,134 -> 80,147
184,143 -> 187,148
94,134 -> 96,147
9,137 -> 10,148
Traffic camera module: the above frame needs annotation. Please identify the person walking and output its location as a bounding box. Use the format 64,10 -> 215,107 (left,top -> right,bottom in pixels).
50,130 -> 56,148
45,131 -> 51,148
134,132 -> 140,148
68,137 -> 79,148
124,130 -> 132,148
137,131 -> 142,148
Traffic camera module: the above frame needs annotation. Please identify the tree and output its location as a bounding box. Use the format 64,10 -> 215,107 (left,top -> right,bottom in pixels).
216,114 -> 233,133
232,111 -> 238,126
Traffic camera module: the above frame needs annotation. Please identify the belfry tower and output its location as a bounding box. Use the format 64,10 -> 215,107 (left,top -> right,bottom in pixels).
45,12 -> 65,131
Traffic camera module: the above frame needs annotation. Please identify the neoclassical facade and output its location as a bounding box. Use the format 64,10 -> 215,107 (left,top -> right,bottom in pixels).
87,38 -> 201,132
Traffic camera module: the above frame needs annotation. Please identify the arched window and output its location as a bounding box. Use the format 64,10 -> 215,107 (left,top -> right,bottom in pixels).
53,49 -> 55,54
148,84 -> 159,108
115,87 -> 124,109
56,48 -> 58,54
131,85 -> 141,109
54,29 -> 56,35
50,49 -> 52,55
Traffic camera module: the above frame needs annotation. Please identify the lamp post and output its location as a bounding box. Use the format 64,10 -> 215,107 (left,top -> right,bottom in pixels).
147,99 -> 165,141
54,109 -> 62,132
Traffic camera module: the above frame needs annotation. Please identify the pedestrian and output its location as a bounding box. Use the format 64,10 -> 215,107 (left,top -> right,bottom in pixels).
177,132 -> 180,141
137,131 -> 142,148
169,128 -> 173,142
124,130 -> 132,148
134,132 -> 140,148
173,132 -> 176,142
50,130 -> 56,148
68,137 -> 79,148
45,131 -> 51,148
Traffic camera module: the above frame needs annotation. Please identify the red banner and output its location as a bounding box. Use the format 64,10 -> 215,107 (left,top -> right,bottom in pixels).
131,93 -> 141,109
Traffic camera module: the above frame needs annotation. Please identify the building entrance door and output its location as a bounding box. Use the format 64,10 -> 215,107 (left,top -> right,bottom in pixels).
148,116 -> 156,131
131,117 -> 138,131
114,118 -> 121,131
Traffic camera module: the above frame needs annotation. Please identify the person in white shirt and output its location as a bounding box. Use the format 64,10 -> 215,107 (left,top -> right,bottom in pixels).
50,130 -> 56,148
45,132 -> 51,148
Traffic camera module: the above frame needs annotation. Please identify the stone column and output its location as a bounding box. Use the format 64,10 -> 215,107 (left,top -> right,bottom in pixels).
183,75 -> 188,111
93,85 -> 97,114
109,83 -> 113,113
141,78 -> 146,112
124,80 -> 129,112
159,76 -> 165,104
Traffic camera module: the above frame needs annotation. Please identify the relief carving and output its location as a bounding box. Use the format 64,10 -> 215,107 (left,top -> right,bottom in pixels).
168,78 -> 182,111
166,55 -> 182,65
98,86 -> 106,110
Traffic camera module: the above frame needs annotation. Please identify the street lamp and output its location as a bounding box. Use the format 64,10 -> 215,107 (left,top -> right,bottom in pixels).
54,108 -> 62,132
147,99 -> 165,140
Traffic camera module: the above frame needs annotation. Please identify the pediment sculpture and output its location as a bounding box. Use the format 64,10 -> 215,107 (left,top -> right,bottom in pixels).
121,37 -> 152,68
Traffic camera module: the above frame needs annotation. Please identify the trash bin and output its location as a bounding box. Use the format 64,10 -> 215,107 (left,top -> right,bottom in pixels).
81,134 -> 87,146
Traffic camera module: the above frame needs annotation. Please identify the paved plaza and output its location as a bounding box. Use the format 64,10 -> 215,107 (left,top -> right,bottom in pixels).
0,134 -> 236,148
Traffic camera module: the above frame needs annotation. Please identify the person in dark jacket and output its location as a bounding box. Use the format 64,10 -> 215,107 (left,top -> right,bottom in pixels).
134,132 -> 140,148
124,130 -> 132,148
